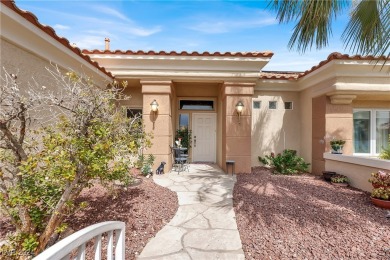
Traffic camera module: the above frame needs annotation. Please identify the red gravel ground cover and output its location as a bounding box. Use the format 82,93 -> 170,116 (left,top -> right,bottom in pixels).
0,175 -> 178,259
233,167 -> 390,260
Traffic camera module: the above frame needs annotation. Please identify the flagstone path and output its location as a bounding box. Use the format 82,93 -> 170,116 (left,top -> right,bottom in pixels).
138,164 -> 245,260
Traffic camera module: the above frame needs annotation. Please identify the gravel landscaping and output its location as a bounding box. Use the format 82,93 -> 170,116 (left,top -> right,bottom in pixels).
233,167 -> 390,260
0,175 -> 178,259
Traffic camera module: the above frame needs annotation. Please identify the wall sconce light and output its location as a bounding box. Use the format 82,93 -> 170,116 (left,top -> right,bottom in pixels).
150,99 -> 159,129
236,101 -> 244,124
150,99 -> 159,112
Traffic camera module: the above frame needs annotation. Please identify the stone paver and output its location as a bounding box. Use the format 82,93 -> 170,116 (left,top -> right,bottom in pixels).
138,164 -> 245,260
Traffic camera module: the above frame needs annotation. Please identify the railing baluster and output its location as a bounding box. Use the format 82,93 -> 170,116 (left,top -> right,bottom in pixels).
34,221 -> 125,260
94,234 -> 102,260
76,243 -> 86,260
107,230 -> 113,260
60,254 -> 70,260
115,228 -> 125,259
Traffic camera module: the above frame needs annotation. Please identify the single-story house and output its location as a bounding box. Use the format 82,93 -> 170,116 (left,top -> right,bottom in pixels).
1,0 -> 389,191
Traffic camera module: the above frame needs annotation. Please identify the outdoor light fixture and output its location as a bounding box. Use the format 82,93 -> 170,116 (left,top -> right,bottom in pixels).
150,99 -> 159,112
150,99 -> 159,129
236,101 -> 244,124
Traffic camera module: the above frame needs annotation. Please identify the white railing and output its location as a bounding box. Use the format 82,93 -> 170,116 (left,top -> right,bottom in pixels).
34,221 -> 125,260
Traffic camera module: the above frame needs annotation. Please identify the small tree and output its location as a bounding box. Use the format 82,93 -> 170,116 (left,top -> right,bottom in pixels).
0,66 -> 151,256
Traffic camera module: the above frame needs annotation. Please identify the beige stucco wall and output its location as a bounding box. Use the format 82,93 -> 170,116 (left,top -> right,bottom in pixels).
118,86 -> 143,108
353,100 -> 390,109
324,154 -> 390,192
251,91 -> 301,166
1,38 -> 110,127
175,82 -> 219,97
311,96 -> 326,174
1,38 -> 63,91
141,81 -> 173,170
299,88 -> 313,171
325,99 -> 353,155
217,93 -> 223,168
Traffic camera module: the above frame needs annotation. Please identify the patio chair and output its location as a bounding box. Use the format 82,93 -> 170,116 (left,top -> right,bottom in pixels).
170,145 -> 189,173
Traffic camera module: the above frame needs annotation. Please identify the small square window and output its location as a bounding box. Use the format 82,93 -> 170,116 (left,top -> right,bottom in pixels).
127,108 -> 142,118
284,101 -> 293,110
269,101 -> 277,110
253,101 -> 261,109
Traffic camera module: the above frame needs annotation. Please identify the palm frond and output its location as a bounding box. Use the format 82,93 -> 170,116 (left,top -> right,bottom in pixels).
269,0 -> 350,53
342,0 -> 389,58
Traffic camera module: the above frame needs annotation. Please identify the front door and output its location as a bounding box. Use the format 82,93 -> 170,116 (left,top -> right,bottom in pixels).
192,113 -> 216,162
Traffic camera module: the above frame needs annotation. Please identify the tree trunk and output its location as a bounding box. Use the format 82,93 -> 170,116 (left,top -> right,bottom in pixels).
36,168 -> 83,253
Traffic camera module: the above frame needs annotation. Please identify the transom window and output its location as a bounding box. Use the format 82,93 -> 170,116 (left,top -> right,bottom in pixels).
179,100 -> 214,110
353,109 -> 390,155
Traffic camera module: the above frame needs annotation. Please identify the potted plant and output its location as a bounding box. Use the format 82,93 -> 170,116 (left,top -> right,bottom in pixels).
330,139 -> 346,154
331,174 -> 349,187
368,170 -> 390,188
371,187 -> 390,209
322,171 -> 337,182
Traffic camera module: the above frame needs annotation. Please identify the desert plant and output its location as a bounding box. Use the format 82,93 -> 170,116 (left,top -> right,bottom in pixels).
330,139 -> 346,154
368,170 -> 390,187
141,154 -> 155,176
371,187 -> 390,201
379,135 -> 390,160
0,67 -> 151,256
331,174 -> 349,183
258,149 -> 310,175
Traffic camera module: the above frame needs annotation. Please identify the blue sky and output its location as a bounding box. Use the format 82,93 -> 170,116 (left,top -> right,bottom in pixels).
16,0 -> 352,71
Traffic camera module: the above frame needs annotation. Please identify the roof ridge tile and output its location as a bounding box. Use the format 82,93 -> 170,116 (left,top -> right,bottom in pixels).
82,49 -> 274,58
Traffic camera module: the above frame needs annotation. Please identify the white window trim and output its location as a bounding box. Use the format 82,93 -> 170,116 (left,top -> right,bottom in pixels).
353,108 -> 390,157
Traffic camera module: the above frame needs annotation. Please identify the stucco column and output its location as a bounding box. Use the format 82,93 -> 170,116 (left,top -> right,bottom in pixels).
221,82 -> 254,173
141,80 -> 173,171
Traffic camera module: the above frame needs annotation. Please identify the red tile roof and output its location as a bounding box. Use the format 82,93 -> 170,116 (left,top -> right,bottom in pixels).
1,0 -> 113,78
260,71 -> 300,80
82,49 -> 274,58
297,52 -> 389,78
260,52 -> 388,81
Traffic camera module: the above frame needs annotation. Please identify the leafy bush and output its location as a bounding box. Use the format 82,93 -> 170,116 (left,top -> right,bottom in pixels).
140,154 -> 155,176
331,174 -> 349,183
379,134 -> 390,160
371,187 -> 390,200
368,170 -> 390,186
258,149 -> 310,175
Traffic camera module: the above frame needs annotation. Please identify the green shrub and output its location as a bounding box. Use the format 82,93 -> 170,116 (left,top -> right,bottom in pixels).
141,154 -> 155,176
331,174 -> 349,183
258,149 -> 310,175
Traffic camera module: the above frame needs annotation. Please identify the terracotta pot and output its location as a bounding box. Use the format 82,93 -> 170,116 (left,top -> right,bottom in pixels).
371,197 -> 390,209
331,182 -> 349,187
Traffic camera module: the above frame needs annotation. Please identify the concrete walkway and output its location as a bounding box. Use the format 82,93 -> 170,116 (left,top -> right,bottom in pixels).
138,164 -> 245,260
